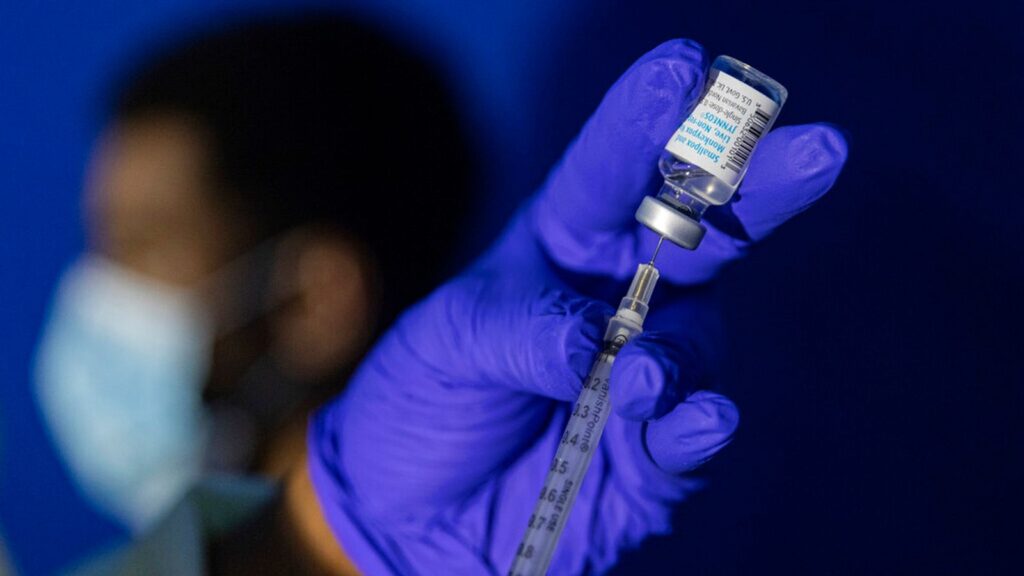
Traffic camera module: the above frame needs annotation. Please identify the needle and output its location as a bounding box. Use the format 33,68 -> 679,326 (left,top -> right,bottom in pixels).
649,236 -> 665,264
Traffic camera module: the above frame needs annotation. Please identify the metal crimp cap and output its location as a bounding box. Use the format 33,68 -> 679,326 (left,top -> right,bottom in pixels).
634,196 -> 706,250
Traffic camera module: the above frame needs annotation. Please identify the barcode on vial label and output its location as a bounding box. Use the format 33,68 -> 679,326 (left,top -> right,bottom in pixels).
724,108 -> 770,174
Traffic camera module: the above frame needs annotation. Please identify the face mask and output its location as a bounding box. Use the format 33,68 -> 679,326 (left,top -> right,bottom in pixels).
34,255 -> 212,534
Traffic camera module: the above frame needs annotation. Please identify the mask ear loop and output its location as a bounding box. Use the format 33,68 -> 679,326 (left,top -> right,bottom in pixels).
197,230 -> 321,473
196,232 -> 300,339
205,354 -> 305,473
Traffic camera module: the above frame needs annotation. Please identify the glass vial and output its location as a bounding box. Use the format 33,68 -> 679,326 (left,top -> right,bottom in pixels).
635,55 -> 787,249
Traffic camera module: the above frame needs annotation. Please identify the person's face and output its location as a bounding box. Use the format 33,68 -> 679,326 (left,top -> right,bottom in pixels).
83,113 -> 372,393
84,114 -> 247,287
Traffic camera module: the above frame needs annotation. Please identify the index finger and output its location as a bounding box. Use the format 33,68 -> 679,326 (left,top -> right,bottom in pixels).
534,39 -> 707,240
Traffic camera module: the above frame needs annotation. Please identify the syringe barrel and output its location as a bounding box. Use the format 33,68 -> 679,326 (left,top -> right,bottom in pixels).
510,263 -> 662,575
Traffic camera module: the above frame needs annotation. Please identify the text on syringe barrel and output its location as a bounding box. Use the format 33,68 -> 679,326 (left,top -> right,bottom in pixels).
508,349 -> 617,575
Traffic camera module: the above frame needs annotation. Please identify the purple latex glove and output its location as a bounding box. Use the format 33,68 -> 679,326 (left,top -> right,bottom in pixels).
309,39 -> 847,575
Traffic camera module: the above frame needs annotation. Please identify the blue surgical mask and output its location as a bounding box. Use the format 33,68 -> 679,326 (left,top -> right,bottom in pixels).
33,255 -> 212,534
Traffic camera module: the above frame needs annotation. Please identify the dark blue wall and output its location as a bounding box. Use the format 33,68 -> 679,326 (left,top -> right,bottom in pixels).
1,1 -> 1020,574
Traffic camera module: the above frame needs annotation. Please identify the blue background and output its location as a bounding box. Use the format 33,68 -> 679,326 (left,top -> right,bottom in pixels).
1,0 -> 1021,574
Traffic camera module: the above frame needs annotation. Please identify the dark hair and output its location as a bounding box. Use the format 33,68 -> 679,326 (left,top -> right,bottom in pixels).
112,12 -> 472,326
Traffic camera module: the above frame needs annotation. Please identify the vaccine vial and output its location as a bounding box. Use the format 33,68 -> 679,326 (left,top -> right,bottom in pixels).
635,55 -> 787,249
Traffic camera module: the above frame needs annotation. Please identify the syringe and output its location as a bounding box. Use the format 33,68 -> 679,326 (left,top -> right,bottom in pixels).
508,247 -> 662,576
509,53 -> 785,575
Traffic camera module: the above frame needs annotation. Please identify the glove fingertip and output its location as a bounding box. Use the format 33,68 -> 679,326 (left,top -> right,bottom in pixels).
643,37 -> 708,87
610,349 -> 667,421
786,123 -> 849,185
749,124 -> 848,200
732,123 -> 849,242
611,331 -> 702,420
646,391 -> 740,474
622,38 -> 708,145
534,295 -> 610,399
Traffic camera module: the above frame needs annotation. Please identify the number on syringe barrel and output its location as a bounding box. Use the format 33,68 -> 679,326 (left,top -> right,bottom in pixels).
540,486 -> 557,503
550,457 -> 569,474
527,510 -> 557,533
582,374 -> 608,391
560,431 -> 581,447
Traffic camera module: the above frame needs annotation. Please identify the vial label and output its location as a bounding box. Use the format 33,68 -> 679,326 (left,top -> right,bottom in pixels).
665,71 -> 779,187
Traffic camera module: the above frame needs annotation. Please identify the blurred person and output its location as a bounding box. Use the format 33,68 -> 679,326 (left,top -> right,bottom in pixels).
28,12 -> 850,576
32,13 -> 471,538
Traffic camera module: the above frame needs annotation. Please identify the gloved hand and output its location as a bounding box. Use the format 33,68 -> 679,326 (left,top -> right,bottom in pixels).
308,39 -> 847,575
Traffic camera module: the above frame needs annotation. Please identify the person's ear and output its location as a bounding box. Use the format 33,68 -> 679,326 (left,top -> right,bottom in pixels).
269,230 -> 375,383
